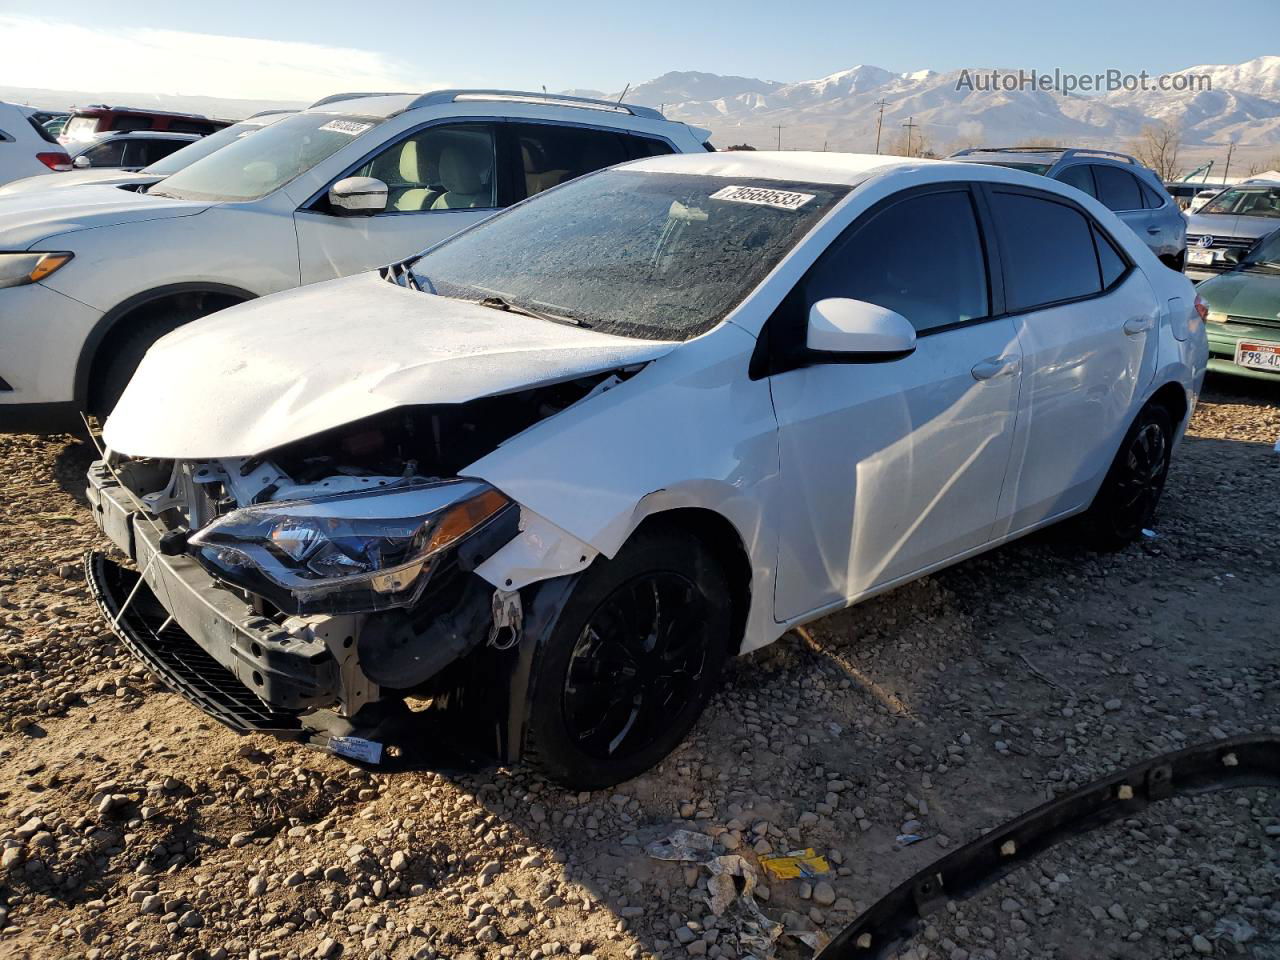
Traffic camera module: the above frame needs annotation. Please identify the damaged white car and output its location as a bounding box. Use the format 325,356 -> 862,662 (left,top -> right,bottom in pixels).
86,152 -> 1207,787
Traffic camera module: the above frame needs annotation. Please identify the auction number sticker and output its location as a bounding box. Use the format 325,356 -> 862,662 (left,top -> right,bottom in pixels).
319,119 -> 373,136
710,185 -> 815,210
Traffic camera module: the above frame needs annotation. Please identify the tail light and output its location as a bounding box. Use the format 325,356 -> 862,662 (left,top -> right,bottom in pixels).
36,152 -> 72,171
1193,294 -> 1210,322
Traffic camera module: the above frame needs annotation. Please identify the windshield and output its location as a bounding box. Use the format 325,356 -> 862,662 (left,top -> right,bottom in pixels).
1201,185 -> 1280,219
150,113 -> 384,202
408,170 -> 847,341
1243,230 -> 1280,267
62,115 -> 99,142
141,118 -> 278,176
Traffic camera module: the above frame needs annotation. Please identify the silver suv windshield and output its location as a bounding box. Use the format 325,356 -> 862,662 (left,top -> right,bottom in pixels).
1201,185 -> 1280,219
142,117 -> 282,176
149,113 -> 384,202
408,170 -> 848,341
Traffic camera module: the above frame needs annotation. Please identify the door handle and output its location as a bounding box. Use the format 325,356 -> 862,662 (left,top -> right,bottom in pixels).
1146,226 -> 1161,235
1123,316 -> 1154,336
971,355 -> 1019,381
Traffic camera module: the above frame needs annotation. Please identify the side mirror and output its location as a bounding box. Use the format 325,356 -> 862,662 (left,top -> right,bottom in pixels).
72,155 -> 92,169
806,298 -> 917,359
329,176 -> 388,216
1222,248 -> 1243,266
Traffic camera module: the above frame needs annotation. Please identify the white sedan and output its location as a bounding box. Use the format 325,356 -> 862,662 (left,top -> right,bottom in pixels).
87,151 -> 1207,788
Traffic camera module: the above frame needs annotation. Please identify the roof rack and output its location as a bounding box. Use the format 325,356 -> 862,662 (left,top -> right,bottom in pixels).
403,89 -> 666,120
309,92 -> 412,108
950,146 -> 1136,165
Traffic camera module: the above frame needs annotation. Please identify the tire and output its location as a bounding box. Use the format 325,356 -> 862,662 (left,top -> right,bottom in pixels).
90,308 -> 200,417
524,526 -> 731,789
1082,402 -> 1175,550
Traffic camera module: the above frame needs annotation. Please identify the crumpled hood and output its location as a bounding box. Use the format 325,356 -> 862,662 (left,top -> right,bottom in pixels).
1198,268 -> 1280,322
104,272 -> 678,459
0,183 -> 209,248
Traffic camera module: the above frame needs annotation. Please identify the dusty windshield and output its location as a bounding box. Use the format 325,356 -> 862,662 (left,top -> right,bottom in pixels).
409,170 -> 848,341
150,113 -> 384,202
1244,230 -> 1280,267
1201,185 -> 1280,218
141,118 -> 279,176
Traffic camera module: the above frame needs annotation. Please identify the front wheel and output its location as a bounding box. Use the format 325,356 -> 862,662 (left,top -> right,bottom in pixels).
1082,402 -> 1174,550
524,527 -> 731,789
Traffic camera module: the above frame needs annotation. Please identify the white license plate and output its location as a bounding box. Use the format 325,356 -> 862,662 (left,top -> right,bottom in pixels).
1188,247 -> 1216,266
1235,339 -> 1280,371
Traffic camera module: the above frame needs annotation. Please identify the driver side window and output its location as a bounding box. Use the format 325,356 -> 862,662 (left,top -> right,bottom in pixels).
355,124 -> 497,214
804,189 -> 989,333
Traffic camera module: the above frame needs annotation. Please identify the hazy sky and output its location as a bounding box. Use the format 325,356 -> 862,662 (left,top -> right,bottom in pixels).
1,0 -> 1277,100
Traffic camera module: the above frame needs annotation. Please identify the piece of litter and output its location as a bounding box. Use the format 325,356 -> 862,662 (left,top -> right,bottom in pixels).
1140,528 -> 1159,540
327,736 -> 382,764
644,829 -> 715,862
759,848 -> 830,880
785,930 -> 829,953
895,833 -> 924,846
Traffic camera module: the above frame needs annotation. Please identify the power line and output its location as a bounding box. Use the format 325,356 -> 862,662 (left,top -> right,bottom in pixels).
773,123 -> 785,151
902,116 -> 919,157
873,99 -> 889,154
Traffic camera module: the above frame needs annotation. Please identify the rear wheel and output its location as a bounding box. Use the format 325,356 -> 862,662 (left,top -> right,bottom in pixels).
1082,403 -> 1174,550
525,527 -> 731,789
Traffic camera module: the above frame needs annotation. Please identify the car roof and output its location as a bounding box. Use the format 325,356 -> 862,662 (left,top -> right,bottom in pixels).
304,89 -> 674,124
621,150 -> 1133,199
623,150 -> 943,186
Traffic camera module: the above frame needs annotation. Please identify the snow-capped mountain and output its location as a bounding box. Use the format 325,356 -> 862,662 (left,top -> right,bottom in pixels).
604,57 -> 1280,153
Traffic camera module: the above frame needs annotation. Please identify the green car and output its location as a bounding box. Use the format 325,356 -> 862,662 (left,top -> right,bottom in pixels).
1198,226 -> 1280,382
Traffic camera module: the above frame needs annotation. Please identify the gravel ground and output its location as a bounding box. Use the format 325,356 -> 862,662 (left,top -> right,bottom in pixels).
0,374 -> 1277,960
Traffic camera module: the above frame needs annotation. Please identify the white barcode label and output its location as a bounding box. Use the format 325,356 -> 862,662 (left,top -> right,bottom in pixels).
710,185 -> 815,210
319,119 -> 373,136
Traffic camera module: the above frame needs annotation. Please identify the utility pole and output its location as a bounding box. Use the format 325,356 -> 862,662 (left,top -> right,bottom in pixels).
773,124 -> 784,151
1223,139 -> 1237,184
902,116 -> 919,157
873,98 -> 889,154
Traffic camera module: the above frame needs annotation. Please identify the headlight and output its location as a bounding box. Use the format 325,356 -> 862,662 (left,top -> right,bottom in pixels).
0,252 -> 74,289
188,479 -> 511,615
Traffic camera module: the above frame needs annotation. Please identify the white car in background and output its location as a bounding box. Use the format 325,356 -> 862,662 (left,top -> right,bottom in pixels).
0,90 -> 710,430
0,111 -> 295,197
0,101 -> 72,185
87,152 -> 1207,788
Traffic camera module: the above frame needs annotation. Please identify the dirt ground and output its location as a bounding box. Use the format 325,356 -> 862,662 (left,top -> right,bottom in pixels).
0,374 -> 1277,960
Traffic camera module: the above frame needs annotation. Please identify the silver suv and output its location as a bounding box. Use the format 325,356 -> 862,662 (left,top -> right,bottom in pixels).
949,147 -> 1187,270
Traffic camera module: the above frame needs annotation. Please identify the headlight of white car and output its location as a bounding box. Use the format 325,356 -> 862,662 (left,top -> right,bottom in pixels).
188,479 -> 511,615
0,251 -> 74,289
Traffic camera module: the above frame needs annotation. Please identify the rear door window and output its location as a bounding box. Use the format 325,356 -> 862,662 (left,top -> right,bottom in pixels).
990,191 -> 1104,311
513,123 -> 631,199
803,189 -> 989,333
111,115 -> 153,133
127,139 -> 187,166
1093,165 -> 1143,211
1055,164 -> 1097,198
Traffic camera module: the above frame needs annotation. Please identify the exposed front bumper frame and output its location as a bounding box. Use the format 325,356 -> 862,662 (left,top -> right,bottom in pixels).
85,469 -> 378,727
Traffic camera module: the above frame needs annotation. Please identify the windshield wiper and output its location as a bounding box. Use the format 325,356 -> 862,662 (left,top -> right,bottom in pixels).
476,295 -> 588,328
